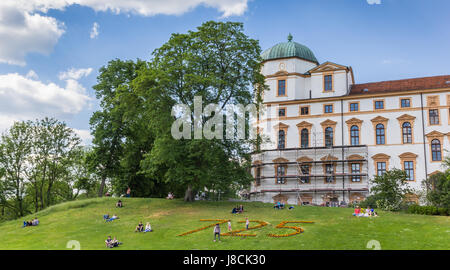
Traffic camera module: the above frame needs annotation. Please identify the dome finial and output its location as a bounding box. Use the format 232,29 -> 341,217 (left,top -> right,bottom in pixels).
287,33 -> 293,42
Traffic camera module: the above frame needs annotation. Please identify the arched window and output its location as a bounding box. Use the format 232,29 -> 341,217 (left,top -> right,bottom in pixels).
376,124 -> 385,145
431,139 -> 442,161
402,122 -> 412,144
301,128 -> 309,148
325,127 -> 333,147
350,125 -> 359,145
278,130 -> 285,149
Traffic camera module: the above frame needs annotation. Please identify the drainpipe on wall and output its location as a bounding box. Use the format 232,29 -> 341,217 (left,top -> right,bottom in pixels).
341,99 -> 345,203
420,93 -> 429,193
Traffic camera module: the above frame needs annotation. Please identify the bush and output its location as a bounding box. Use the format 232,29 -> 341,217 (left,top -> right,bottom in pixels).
438,207 -> 448,216
407,204 -> 447,216
358,195 -> 380,208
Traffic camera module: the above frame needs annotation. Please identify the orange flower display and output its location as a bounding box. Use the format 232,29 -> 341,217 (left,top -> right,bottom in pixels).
268,221 -> 314,238
178,219 -> 228,236
221,220 -> 269,237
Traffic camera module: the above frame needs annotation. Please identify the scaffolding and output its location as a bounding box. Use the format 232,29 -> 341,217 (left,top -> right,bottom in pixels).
250,130 -> 369,206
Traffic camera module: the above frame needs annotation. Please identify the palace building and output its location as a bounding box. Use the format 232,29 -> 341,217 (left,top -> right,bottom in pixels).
250,34 -> 450,206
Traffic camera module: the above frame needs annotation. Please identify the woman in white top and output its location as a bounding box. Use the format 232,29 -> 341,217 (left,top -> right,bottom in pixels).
145,222 -> 152,232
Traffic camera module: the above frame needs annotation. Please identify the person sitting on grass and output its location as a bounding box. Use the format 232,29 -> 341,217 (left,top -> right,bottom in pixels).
105,236 -> 114,248
32,217 -> 39,226
352,206 -> 361,216
237,205 -> 244,213
144,222 -> 152,232
106,214 -> 119,222
112,237 -> 122,247
116,200 -> 123,208
231,207 -> 238,214
166,192 -> 174,200
135,221 -> 144,232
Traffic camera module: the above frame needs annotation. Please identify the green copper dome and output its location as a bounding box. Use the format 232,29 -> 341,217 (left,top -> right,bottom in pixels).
261,34 -> 319,64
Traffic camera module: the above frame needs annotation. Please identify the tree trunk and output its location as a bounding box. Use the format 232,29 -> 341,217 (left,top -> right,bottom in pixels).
98,176 -> 106,197
184,184 -> 194,202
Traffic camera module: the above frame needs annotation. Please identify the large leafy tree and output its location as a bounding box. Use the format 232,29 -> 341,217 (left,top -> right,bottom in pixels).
90,59 -> 157,197
139,21 -> 266,201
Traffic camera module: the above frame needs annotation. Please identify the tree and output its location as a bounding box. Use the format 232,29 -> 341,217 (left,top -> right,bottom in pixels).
89,59 -> 148,197
139,21 -> 265,201
370,169 -> 412,211
0,121 -> 33,217
423,155 -> 450,209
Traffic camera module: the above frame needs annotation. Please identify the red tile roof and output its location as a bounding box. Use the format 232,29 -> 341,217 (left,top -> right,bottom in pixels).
350,75 -> 450,95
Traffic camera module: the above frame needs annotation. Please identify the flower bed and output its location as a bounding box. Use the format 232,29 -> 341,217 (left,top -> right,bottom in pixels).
221,220 -> 269,237
178,219 -> 228,236
268,221 -> 314,238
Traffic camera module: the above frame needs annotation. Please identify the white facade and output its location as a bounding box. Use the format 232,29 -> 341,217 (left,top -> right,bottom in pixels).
251,49 -> 450,206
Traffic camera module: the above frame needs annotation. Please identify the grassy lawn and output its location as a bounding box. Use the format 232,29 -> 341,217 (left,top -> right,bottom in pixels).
0,197 -> 448,250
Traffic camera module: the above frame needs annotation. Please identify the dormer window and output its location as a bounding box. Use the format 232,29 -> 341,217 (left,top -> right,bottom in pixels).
324,75 -> 333,92
277,80 -> 286,96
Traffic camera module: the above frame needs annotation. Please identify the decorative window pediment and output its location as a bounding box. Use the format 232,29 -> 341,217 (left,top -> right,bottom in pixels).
320,154 -> 338,161
308,61 -> 348,73
272,157 -> 289,163
297,156 -> 313,163
396,114 -> 416,122
425,130 -> 445,138
296,121 -> 313,128
371,153 -> 391,160
399,152 -> 418,159
320,119 -> 337,127
370,116 -> 389,123
273,122 -> 289,130
348,154 -> 365,160
345,118 -> 363,125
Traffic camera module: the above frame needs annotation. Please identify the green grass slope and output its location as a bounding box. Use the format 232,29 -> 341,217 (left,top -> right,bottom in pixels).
0,197 -> 448,250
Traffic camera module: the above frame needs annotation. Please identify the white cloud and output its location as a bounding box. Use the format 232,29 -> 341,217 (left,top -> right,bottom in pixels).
73,128 -> 93,146
0,3 -> 65,66
90,22 -> 99,39
8,0 -> 249,17
367,0 -> 381,4
58,67 -> 93,81
0,0 -> 248,65
0,72 -> 91,133
26,70 -> 39,80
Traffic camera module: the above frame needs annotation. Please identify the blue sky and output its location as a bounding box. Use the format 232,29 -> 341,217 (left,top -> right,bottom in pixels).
0,0 -> 449,144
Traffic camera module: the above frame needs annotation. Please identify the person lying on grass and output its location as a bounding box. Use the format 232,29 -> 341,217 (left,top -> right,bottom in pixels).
103,214 -> 110,220
106,214 -> 119,222
135,221 -> 144,232
144,222 -> 152,232
23,218 -> 39,227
